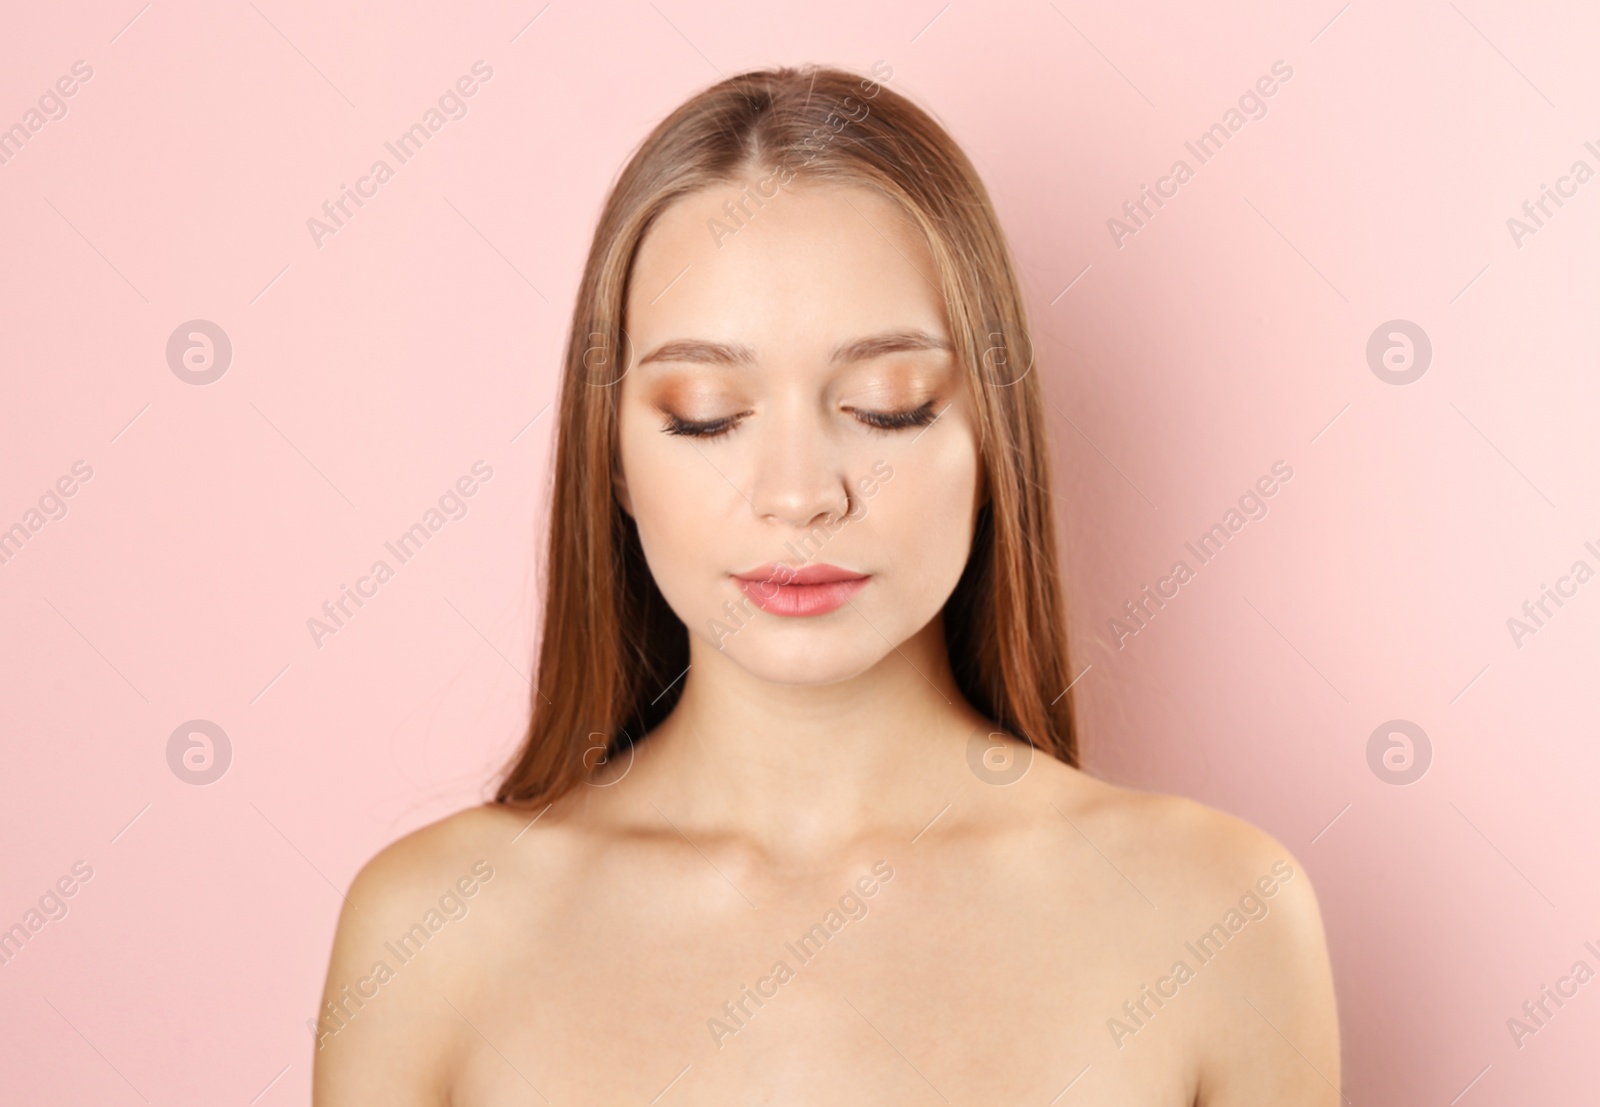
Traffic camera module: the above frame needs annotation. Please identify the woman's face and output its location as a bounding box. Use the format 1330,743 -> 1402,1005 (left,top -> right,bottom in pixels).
614,177 -> 986,685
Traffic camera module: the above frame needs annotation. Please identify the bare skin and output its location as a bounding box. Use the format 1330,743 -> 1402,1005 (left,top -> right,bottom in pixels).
313,178 -> 1340,1105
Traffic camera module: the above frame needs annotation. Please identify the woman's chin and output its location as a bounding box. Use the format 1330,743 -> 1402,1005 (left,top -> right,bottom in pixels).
712,635 -> 891,687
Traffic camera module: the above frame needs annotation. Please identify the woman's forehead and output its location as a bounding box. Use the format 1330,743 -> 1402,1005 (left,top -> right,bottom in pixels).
632,182 -> 934,299
626,181 -> 947,362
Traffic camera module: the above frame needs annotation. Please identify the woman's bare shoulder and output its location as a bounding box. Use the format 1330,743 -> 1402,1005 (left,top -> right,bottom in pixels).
1030,760 -> 1309,904
1036,764 -> 1340,1103
311,803 -> 551,1106
326,801 -> 568,976
348,802 -> 532,887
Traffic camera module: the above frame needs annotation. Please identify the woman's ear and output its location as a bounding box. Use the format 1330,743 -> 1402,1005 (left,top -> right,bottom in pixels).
610,400 -> 636,516
613,463 -> 634,518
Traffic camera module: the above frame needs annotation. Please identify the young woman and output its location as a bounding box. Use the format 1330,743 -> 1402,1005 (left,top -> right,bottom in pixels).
313,64 -> 1340,1105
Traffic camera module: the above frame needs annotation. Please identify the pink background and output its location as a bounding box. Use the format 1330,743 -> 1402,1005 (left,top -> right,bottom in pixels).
3,1 -> 1597,1102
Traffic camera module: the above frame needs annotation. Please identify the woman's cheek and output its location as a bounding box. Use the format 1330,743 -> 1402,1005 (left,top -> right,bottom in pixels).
629,459 -> 726,613
889,440 -> 980,575
630,510 -> 707,631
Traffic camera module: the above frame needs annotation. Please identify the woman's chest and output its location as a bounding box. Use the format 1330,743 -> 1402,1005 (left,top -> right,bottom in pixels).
444,856 -> 1204,1105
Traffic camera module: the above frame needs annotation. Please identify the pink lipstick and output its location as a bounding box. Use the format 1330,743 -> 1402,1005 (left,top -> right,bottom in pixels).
732,562 -> 869,617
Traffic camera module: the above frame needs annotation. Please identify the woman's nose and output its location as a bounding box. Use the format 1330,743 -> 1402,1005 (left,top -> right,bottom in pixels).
745,406 -> 852,530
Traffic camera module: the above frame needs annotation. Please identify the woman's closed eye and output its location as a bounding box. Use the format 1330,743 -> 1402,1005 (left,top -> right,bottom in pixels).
849,399 -> 941,433
660,411 -> 748,439
660,399 -> 942,439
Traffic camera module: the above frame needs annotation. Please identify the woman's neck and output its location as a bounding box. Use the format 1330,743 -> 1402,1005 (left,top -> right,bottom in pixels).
597,615 -> 992,860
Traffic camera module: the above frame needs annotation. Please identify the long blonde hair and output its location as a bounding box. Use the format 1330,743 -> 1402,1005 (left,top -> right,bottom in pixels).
495,63 -> 1077,808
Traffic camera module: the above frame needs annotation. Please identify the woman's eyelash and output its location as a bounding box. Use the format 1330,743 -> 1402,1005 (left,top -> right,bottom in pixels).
659,400 -> 940,439
853,399 -> 940,432
661,412 -> 744,438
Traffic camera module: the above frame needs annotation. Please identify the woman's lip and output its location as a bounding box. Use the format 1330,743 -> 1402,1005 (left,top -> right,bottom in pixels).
736,575 -> 869,617
732,562 -> 867,586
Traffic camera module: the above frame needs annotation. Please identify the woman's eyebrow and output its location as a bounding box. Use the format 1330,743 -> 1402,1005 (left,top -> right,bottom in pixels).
637,338 -> 756,368
636,329 -> 950,369
831,329 -> 950,365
